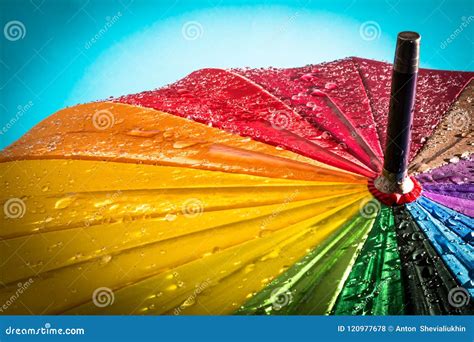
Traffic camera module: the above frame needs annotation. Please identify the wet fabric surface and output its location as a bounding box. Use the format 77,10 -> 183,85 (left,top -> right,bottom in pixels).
354,57 -> 473,159
1,57 -> 473,315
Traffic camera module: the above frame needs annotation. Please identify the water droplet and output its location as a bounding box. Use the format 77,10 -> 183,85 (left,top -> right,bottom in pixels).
311,89 -> 325,97
244,264 -> 255,274
166,284 -> 178,291
165,214 -> 177,222
300,73 -> 315,82
126,129 -> 161,138
449,156 -> 460,163
181,296 -> 196,307
173,141 -> 199,149
54,196 -> 75,209
100,255 -> 112,264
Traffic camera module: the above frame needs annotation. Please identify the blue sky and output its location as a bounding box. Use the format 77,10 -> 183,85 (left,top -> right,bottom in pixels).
0,0 -> 472,149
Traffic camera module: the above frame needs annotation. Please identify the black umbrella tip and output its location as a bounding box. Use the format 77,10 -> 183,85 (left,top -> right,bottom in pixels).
398,31 -> 421,41
394,31 -> 421,73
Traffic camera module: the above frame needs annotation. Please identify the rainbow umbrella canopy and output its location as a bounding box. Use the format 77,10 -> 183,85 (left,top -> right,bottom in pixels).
0,32 -> 473,315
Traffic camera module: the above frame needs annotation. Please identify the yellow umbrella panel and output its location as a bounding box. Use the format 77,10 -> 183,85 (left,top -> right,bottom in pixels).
0,103 -> 370,315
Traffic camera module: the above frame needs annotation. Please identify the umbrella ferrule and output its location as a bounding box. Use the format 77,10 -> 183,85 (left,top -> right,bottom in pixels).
393,31 -> 420,74
375,168 -> 414,194
374,31 -> 422,203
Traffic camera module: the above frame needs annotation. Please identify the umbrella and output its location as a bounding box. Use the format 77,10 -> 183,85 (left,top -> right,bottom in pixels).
0,32 -> 472,315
